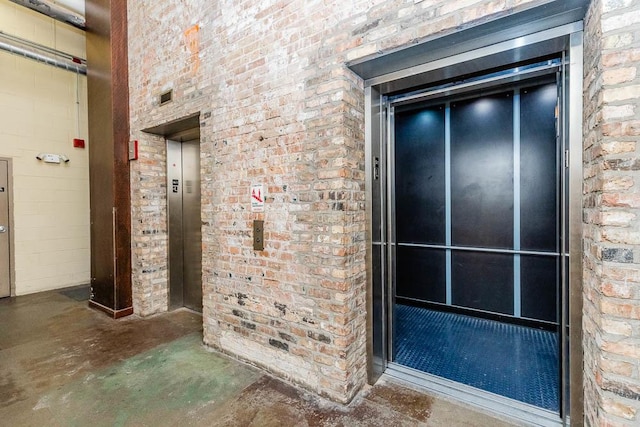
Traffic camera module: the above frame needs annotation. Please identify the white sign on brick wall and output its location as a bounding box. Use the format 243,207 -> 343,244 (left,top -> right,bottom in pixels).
251,184 -> 264,212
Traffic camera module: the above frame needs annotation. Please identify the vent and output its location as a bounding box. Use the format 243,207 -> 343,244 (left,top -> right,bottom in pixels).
160,90 -> 173,105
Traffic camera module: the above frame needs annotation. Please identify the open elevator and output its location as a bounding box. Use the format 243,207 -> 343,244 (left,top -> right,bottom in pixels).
390,70 -> 562,409
352,2 -> 586,425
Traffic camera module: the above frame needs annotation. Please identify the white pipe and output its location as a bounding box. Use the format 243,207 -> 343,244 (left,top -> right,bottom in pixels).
9,0 -> 85,30
0,31 -> 86,75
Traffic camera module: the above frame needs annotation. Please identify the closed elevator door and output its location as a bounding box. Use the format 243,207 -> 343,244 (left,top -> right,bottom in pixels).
390,78 -> 563,411
168,139 -> 202,312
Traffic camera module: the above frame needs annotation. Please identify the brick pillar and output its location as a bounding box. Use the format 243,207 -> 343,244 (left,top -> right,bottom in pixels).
583,0 -> 640,424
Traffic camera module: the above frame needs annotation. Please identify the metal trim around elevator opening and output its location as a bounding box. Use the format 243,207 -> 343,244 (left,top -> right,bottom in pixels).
363,21 -> 584,427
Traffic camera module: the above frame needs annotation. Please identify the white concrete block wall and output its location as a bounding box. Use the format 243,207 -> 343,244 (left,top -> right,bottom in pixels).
0,0 -> 89,295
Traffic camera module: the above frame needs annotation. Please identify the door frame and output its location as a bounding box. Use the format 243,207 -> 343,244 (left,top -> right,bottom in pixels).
142,113 -> 202,312
0,157 -> 15,297
363,24 -> 583,426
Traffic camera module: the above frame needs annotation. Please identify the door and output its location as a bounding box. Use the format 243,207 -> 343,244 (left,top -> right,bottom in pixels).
389,78 -> 564,412
167,138 -> 202,312
0,159 -> 11,298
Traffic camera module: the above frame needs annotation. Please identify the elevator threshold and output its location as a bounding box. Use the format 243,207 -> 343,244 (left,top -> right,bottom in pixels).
384,364 -> 563,427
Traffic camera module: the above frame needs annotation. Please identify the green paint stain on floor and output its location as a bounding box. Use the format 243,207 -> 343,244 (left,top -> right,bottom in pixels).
37,333 -> 261,427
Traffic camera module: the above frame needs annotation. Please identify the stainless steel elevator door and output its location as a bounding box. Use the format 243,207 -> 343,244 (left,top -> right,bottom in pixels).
167,139 -> 202,312
0,160 -> 10,298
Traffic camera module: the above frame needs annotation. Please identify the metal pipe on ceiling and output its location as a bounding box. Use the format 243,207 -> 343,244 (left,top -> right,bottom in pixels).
0,31 -> 86,75
8,0 -> 85,30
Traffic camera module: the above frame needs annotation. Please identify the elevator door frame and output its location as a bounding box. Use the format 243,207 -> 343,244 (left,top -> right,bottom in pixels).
166,128 -> 202,312
364,25 -> 583,426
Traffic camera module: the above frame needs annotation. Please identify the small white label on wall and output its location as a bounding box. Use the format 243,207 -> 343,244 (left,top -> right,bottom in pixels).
251,184 -> 264,212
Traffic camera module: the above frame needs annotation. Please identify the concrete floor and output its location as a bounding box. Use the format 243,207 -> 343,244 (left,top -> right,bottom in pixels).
0,288 -> 519,426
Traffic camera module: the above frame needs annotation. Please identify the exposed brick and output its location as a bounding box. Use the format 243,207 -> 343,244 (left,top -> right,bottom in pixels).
603,33 -> 633,49
584,0 -> 640,424
601,299 -> 640,320
601,229 -> 640,245
601,193 -> 640,208
600,357 -> 634,377
126,0 -> 640,419
241,321 -> 256,330
602,379 -> 640,401
308,331 -> 332,344
602,105 -> 635,120
604,158 -> 640,171
602,176 -> 635,192
601,318 -> 633,336
268,339 -> 289,352
601,399 -> 637,421
602,68 -> 637,86
603,0 -> 634,14
602,10 -> 640,32
602,49 -> 640,67
602,248 -> 634,263
602,267 -> 640,284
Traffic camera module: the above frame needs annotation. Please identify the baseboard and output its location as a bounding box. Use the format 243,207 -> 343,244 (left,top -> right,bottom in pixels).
88,299 -> 134,319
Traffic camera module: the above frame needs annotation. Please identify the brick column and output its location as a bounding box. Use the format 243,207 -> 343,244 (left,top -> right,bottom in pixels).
583,0 -> 640,424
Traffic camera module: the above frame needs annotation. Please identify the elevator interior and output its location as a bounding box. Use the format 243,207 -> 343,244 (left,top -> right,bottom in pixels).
390,74 -> 562,411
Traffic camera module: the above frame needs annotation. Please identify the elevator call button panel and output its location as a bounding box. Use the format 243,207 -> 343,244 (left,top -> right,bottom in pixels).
253,220 -> 264,251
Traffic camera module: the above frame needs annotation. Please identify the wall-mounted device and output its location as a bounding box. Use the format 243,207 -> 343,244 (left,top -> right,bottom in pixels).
253,220 -> 264,251
128,140 -> 138,160
36,153 -> 70,164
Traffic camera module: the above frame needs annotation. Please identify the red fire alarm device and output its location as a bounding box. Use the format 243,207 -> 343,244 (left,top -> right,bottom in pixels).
128,140 -> 138,161
73,138 -> 85,148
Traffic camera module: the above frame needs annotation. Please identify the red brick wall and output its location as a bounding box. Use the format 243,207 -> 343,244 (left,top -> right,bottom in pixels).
584,0 -> 640,424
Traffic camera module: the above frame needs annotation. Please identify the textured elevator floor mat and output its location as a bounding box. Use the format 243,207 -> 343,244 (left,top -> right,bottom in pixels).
394,304 -> 559,411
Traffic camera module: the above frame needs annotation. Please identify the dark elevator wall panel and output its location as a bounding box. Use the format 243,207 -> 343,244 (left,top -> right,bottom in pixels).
451,93 -> 514,249
520,83 -> 559,252
521,256 -> 559,322
396,247 -> 446,303
395,106 -> 446,245
452,251 -> 514,315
